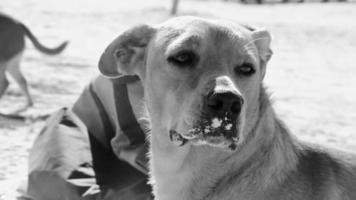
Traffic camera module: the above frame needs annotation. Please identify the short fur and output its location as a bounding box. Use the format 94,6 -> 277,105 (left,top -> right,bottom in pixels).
99,16 -> 356,200
0,13 -> 68,107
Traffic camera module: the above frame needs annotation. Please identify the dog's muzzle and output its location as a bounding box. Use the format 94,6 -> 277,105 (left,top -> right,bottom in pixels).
169,89 -> 244,151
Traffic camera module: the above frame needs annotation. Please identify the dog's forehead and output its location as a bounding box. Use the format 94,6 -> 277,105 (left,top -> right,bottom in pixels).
154,17 -> 252,48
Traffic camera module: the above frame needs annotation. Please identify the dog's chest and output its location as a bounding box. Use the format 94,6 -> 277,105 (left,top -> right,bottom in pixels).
151,159 -> 194,200
151,157 -> 248,200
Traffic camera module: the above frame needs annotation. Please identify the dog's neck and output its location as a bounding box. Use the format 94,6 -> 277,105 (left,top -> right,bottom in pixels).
149,87 -> 299,200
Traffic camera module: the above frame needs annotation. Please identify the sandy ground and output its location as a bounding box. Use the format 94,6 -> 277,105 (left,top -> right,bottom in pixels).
0,0 -> 356,199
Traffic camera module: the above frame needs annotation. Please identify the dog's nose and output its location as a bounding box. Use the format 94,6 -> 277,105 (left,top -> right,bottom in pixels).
206,91 -> 243,117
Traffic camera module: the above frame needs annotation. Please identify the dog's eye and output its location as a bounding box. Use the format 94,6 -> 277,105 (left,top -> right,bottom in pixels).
234,63 -> 255,76
167,51 -> 198,67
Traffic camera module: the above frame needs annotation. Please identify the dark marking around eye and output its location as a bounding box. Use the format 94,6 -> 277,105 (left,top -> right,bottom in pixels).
167,50 -> 199,68
234,63 -> 256,76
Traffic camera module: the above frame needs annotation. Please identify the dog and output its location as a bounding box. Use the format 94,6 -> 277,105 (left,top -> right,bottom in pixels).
98,16 -> 356,200
0,13 -> 68,107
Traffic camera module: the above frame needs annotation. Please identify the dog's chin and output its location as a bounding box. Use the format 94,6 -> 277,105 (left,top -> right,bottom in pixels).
170,119 -> 241,151
188,134 -> 239,151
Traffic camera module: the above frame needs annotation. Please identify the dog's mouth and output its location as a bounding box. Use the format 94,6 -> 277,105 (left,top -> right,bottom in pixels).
169,116 -> 240,151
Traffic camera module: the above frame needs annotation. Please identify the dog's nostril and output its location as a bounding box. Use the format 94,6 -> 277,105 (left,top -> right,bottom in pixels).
208,98 -> 224,111
231,101 -> 242,114
206,92 -> 243,115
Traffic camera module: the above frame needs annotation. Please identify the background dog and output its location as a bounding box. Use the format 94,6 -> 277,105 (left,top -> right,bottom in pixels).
99,16 -> 356,200
0,13 -> 68,108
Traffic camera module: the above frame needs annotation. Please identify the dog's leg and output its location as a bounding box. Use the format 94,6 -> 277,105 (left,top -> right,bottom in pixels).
6,53 -> 33,107
0,64 -> 9,100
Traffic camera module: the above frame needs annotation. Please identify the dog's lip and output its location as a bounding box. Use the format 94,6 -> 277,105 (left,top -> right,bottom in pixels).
169,129 -> 188,146
169,117 -> 239,151
183,117 -> 238,138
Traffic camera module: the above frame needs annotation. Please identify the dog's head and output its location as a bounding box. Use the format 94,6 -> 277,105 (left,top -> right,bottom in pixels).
99,17 -> 272,151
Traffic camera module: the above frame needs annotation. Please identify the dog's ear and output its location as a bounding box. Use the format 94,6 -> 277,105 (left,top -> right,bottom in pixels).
241,24 -> 273,63
251,28 -> 273,63
98,24 -> 155,78
242,25 -> 273,78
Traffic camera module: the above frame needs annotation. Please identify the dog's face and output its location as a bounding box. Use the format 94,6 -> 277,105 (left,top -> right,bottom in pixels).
99,17 -> 272,151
